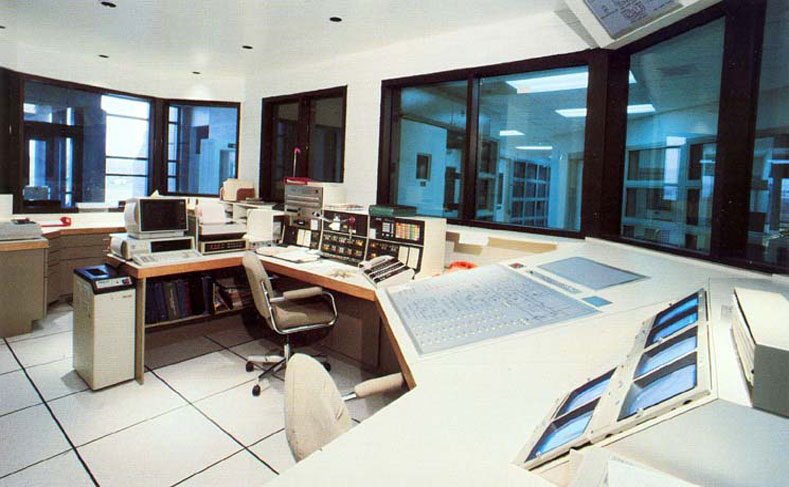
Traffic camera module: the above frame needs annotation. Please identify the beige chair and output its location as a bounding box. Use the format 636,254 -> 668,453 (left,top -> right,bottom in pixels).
242,252 -> 338,396
284,353 -> 405,461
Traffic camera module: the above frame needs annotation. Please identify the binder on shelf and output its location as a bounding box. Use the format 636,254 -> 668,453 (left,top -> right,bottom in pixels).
368,205 -> 417,218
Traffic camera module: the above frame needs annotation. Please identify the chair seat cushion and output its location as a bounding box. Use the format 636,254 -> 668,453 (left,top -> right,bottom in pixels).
273,297 -> 335,330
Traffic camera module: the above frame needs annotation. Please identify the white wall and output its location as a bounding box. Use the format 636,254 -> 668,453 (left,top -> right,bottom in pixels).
241,11 -> 589,206
0,40 -> 244,103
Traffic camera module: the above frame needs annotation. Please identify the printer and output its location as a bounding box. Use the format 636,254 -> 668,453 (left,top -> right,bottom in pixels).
188,201 -> 249,254
0,219 -> 43,241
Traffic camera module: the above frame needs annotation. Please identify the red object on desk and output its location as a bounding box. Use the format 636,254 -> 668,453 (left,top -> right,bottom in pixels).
39,216 -> 72,227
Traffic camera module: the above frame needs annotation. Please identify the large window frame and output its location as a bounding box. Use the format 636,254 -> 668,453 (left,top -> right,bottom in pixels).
378,51 -> 597,239
378,0 -> 783,273
259,86 -> 347,201
160,99 -> 241,197
2,72 -> 242,212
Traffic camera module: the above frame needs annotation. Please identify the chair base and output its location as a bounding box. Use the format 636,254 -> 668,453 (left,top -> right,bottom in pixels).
245,339 -> 330,396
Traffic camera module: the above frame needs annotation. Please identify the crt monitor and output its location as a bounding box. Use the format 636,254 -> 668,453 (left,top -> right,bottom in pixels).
124,197 -> 188,239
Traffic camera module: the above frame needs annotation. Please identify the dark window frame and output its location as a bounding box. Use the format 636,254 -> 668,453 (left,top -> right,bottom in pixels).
3,71 -> 242,212
259,86 -> 347,202
159,98 -> 242,197
377,50 -> 597,240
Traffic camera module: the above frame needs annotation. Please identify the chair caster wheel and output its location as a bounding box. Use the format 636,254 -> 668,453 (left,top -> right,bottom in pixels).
323,362 -> 331,372
252,384 -> 261,396
246,361 -> 254,372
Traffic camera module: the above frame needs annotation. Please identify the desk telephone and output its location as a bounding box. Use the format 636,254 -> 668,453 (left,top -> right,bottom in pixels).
359,255 -> 415,288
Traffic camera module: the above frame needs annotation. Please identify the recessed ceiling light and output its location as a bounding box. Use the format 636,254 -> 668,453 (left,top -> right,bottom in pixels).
192,71 -> 201,75
516,145 -> 554,151
499,130 -> 524,137
242,45 -> 253,50
555,104 -> 656,118
329,16 -> 343,22
506,71 -> 638,94
100,1 -> 117,8
98,54 -> 109,58
0,25 -> 6,30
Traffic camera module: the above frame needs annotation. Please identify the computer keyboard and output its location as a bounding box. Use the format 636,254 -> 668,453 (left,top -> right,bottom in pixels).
132,249 -> 204,265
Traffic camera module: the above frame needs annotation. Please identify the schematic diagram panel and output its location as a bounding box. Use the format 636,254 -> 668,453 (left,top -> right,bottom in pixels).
387,265 -> 599,354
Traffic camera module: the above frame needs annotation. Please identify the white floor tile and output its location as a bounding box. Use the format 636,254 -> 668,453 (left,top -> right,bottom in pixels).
205,322 -> 266,348
0,450 -> 93,487
194,378 -> 284,446
7,311 -> 73,344
229,338 -> 282,364
8,331 -> 73,368
26,357 -> 88,401
78,406 -> 241,487
250,430 -> 295,474
0,404 -> 70,478
176,450 -> 277,487
155,350 -> 250,402
0,370 -> 41,417
48,372 -> 185,446
0,344 -> 20,376
145,335 -> 222,370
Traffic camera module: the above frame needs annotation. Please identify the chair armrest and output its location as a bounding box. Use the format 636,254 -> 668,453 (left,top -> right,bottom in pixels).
353,374 -> 404,399
281,286 -> 325,300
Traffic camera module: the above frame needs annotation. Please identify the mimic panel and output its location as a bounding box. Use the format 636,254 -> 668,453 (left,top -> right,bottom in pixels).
320,210 -> 369,264
387,264 -> 598,355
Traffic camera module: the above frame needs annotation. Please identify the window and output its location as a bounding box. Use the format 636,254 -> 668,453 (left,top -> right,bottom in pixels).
165,103 -> 239,196
260,88 -> 346,200
477,67 -> 588,230
382,58 -> 590,233
620,19 -> 725,253
747,0 -> 789,270
22,80 -> 152,210
391,80 -> 467,218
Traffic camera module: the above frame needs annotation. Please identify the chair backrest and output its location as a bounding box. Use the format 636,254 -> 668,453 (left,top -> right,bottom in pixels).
284,353 -> 352,462
242,251 -> 275,321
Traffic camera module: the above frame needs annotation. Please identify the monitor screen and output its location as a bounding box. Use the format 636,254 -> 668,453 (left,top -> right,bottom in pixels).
139,199 -> 187,232
557,369 -> 614,417
527,399 -> 598,461
653,294 -> 699,328
647,311 -> 698,346
619,355 -> 697,420
636,328 -> 697,378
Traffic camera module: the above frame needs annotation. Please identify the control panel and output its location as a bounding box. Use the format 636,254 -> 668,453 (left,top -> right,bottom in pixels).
367,216 -> 427,273
282,224 -> 321,250
320,210 -> 369,264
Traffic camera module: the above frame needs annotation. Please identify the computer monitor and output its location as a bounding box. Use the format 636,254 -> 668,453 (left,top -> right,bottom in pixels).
124,197 -> 188,239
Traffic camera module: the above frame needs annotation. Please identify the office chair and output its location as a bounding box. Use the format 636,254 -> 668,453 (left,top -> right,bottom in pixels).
242,252 -> 339,396
284,353 -> 405,462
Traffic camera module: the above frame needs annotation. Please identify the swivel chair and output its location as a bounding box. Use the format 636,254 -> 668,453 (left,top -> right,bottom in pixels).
284,353 -> 405,461
242,252 -> 338,396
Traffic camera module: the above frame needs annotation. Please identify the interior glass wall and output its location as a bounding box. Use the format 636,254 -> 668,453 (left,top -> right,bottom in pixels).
476,67 -> 588,230
392,80 -> 467,218
166,104 -> 238,196
23,80 -> 152,210
620,19 -> 725,253
748,0 -> 789,270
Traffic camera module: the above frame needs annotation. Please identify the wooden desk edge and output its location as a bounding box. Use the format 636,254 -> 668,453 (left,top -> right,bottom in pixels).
376,298 -> 417,390
44,226 -> 125,238
0,238 -> 49,252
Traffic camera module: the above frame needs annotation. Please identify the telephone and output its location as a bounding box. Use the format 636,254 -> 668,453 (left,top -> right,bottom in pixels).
359,255 -> 415,288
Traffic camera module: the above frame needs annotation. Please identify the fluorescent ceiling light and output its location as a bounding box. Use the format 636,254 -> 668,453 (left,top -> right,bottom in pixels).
627,104 -> 656,114
516,145 -> 553,151
666,136 -> 687,146
506,71 -> 637,94
499,130 -> 524,137
23,103 -> 36,114
555,104 -> 656,118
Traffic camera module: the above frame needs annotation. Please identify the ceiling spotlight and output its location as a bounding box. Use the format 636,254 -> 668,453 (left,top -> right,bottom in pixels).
0,26 -> 6,30
100,1 -> 117,7
192,71 -> 201,75
242,45 -> 253,50
329,16 -> 342,22
98,54 -> 109,58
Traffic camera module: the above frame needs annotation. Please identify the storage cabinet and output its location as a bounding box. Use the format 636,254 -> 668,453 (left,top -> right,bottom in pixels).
45,231 -> 112,303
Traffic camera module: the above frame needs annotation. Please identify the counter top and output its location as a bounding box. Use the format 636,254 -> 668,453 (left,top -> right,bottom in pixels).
0,237 -> 49,252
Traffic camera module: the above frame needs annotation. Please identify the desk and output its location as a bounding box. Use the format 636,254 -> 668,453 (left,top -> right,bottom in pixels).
268,239 -> 789,487
106,252 -> 376,383
0,238 -> 48,337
